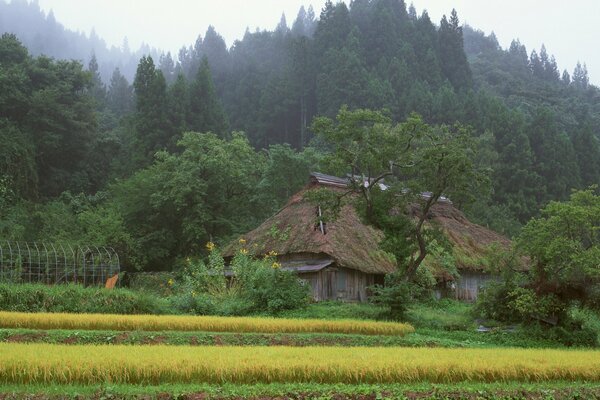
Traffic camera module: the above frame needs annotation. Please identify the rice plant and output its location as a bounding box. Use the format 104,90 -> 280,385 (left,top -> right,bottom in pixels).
0,311 -> 414,336
0,343 -> 599,385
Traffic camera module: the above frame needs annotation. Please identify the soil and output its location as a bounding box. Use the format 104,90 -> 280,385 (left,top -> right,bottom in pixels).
112,332 -> 130,344
5,332 -> 48,343
2,389 -> 600,400
141,335 -> 167,345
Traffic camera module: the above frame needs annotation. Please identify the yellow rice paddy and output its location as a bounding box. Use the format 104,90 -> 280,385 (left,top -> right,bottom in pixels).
0,311 -> 414,336
0,343 -> 599,384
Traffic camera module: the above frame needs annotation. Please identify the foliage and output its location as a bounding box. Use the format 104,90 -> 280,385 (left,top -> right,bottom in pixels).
5,382 -> 600,400
517,188 -> 600,303
370,274 -> 416,321
405,299 -> 474,331
478,198 -> 600,340
278,301 -> 386,321
171,245 -> 310,315
0,284 -> 169,315
111,132 -> 266,270
2,343 -> 600,385
312,108 -> 487,284
2,1 -> 600,287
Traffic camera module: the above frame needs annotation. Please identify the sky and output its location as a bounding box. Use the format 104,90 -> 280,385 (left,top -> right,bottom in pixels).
34,0 -> 599,84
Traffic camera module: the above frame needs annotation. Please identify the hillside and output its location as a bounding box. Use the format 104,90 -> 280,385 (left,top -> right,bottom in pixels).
0,0 -> 599,269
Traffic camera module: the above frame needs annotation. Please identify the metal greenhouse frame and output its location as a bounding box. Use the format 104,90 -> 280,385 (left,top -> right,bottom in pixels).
0,241 -> 120,286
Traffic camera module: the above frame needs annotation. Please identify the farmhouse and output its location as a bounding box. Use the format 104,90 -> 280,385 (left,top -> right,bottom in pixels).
421,200 -> 511,301
225,172 -> 510,302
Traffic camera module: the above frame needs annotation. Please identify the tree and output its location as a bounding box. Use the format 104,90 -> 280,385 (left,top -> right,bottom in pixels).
107,67 -> 133,118
572,62 -> 589,89
159,52 -> 176,84
438,9 -> 472,90
87,53 -> 106,109
312,107 -> 486,281
187,56 -> 228,136
132,55 -> 170,166
518,188 -> 600,307
111,132 -> 265,269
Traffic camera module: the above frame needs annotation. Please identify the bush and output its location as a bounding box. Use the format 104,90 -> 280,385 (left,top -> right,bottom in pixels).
0,283 -> 170,314
170,245 -> 310,316
370,273 -> 414,321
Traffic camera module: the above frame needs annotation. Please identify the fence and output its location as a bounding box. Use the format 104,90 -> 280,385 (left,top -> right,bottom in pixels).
0,241 -> 120,286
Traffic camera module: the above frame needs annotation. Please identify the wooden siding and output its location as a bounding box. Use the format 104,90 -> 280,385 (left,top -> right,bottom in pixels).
454,271 -> 492,301
299,266 -> 382,302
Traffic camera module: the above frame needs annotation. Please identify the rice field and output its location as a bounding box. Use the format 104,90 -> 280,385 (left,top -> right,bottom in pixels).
0,311 -> 414,336
1,343 -> 599,385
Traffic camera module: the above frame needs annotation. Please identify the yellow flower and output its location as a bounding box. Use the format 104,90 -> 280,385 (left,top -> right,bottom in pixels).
268,250 -> 278,257
167,279 -> 174,286
240,248 -> 248,255
191,291 -> 197,297
206,242 -> 215,251
271,262 -> 281,269
185,257 -> 191,265
239,238 -> 246,244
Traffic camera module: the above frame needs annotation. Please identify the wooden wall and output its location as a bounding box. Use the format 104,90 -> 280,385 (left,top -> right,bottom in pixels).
454,271 -> 492,301
299,266 -> 383,302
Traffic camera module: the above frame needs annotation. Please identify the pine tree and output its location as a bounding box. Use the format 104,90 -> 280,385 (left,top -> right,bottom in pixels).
132,55 -> 170,165
572,62 -> 589,89
572,121 -> 600,186
167,73 -> 189,147
159,52 -> 176,84
529,49 -> 544,78
438,9 -> 472,90
107,67 -> 133,118
187,56 -> 228,136
561,69 -> 571,85
88,53 -> 106,109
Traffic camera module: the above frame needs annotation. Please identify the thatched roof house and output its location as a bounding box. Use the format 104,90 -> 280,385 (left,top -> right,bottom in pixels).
420,200 -> 511,301
226,172 -> 510,302
224,173 -> 396,301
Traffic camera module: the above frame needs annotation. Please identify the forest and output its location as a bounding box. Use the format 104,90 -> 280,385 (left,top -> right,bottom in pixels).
0,0 -> 599,273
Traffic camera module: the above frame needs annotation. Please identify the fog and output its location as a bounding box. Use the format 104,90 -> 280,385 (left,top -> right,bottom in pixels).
31,0 -> 599,84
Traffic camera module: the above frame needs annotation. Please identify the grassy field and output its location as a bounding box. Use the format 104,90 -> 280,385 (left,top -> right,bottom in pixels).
1,343 -> 600,385
0,311 -> 414,336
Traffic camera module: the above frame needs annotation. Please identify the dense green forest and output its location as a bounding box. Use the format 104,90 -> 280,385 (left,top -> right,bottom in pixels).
1,0 -> 599,271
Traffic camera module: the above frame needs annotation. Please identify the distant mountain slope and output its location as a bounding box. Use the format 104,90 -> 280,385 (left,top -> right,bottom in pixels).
0,0 -> 159,81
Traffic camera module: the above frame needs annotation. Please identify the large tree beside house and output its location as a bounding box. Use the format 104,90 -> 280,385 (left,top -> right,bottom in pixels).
311,107 -> 489,283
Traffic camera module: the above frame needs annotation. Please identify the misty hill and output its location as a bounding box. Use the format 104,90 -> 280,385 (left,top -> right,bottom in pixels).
1,0 -> 599,250
0,0 -> 159,81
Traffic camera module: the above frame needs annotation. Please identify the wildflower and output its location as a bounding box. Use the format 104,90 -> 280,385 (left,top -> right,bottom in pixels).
268,250 -> 278,257
185,257 -> 191,265
191,291 -> 197,297
239,238 -> 246,244
167,279 -> 174,286
206,242 -> 215,251
240,248 -> 248,255
271,262 -> 281,269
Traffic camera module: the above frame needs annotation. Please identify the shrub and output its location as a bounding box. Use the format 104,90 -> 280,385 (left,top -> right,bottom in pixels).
369,273 -> 415,321
170,245 -> 310,316
0,283 -> 170,314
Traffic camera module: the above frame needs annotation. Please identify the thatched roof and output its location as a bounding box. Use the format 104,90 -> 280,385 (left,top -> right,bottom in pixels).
419,201 -> 511,276
224,185 -> 397,275
225,173 -> 511,277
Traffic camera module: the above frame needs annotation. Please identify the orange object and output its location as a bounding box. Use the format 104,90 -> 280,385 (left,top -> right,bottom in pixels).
105,274 -> 119,289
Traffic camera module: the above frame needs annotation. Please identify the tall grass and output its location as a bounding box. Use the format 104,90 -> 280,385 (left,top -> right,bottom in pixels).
0,311 -> 414,336
0,284 -> 170,314
1,343 -> 599,384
